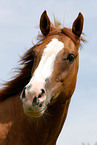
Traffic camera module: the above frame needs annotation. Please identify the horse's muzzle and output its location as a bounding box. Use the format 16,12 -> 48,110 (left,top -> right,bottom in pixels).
20,86 -> 47,117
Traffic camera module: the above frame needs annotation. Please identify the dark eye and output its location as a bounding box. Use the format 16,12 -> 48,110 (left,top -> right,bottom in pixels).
67,54 -> 75,63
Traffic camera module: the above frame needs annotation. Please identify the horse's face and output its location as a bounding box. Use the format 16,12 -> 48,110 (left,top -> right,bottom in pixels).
20,11 -> 84,117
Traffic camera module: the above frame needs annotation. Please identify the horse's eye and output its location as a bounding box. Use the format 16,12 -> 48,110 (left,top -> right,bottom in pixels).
67,54 -> 75,63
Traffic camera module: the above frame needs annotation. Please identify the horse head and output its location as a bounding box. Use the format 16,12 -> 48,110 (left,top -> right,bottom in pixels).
20,10 -> 84,118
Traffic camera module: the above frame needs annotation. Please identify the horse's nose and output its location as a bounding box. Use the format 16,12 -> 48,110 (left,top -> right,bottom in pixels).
32,89 -> 45,106
21,86 -> 46,107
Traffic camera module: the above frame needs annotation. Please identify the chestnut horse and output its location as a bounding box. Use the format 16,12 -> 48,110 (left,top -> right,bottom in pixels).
0,11 -> 84,145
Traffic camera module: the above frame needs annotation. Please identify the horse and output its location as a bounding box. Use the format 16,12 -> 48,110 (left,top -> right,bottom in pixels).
0,10 -> 84,145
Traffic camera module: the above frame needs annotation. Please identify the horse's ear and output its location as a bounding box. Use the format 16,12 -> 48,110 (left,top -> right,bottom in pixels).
40,10 -> 51,36
72,12 -> 84,37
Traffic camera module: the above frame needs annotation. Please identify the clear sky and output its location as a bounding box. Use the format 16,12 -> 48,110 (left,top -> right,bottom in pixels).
0,0 -> 97,145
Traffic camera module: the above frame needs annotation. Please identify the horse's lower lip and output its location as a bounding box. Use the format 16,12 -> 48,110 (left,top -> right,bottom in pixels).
25,110 -> 44,117
24,107 -> 47,118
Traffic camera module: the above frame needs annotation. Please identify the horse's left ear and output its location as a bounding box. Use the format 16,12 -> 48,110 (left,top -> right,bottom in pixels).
40,10 -> 51,36
72,13 -> 84,37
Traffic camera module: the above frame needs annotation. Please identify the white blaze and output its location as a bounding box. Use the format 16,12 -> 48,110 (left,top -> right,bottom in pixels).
27,38 -> 64,91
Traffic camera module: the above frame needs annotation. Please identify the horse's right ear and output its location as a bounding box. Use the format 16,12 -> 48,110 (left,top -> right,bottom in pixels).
40,10 -> 51,36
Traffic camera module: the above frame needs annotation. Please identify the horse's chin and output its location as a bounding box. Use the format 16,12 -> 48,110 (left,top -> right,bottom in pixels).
23,106 -> 47,118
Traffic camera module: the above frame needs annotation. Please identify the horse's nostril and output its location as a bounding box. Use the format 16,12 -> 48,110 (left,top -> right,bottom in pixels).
38,94 -> 42,98
32,97 -> 39,106
41,89 -> 45,94
22,87 -> 26,99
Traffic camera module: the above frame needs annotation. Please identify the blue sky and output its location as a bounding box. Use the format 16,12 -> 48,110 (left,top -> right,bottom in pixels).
0,0 -> 97,145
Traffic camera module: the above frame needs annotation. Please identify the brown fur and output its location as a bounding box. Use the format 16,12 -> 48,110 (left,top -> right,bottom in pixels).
0,11 -> 84,145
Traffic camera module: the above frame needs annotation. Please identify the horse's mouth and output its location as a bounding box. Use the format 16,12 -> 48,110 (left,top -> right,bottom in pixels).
24,106 -> 47,118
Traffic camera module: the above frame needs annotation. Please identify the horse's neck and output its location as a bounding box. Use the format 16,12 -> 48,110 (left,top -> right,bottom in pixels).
0,95 -> 70,145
